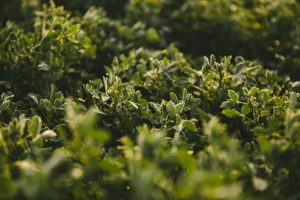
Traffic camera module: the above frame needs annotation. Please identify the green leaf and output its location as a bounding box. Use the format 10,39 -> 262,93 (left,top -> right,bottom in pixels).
28,93 -> 39,105
146,28 -> 159,42
0,100 -> 10,112
150,102 -> 160,112
182,120 -> 197,132
29,116 -> 42,137
41,130 -> 57,139
166,101 -> 176,116
38,63 -> 50,71
176,114 -> 182,124
292,81 -> 300,92
175,102 -> 184,114
241,104 -> 251,115
129,101 -> 139,110
228,90 -> 238,103
88,90 -> 100,100
101,93 -> 110,102
170,92 -> 178,104
182,88 -> 188,100
220,100 -> 235,108
222,109 -> 244,118
249,87 -> 259,96
252,126 -> 269,136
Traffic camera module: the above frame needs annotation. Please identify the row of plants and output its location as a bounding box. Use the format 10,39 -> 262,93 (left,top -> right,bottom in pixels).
1,0 -> 299,79
0,1 -> 300,199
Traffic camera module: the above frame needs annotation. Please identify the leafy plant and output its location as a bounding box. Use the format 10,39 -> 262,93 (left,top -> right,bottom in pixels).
0,1 -> 299,200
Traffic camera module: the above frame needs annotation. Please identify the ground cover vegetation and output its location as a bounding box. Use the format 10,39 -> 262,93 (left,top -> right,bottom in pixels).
0,0 -> 300,199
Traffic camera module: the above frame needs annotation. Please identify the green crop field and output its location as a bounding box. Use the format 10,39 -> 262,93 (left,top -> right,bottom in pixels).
0,0 -> 300,199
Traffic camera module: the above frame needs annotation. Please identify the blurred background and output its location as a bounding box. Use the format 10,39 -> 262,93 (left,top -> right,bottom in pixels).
0,0 -> 299,80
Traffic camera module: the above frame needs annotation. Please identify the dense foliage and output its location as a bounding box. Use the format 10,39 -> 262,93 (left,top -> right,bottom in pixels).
0,1 -> 300,199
